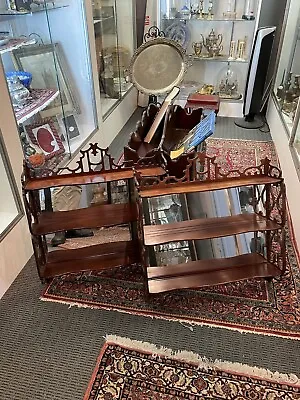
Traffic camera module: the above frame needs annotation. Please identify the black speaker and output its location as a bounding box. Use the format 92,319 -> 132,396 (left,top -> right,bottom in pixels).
235,26 -> 276,129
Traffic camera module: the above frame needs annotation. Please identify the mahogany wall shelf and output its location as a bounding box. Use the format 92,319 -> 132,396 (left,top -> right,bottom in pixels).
22,143 -> 287,296
23,166 -> 165,191
43,240 -> 140,279
147,254 -> 282,293
22,144 -> 164,281
138,175 -> 282,198
143,214 -> 281,246
31,203 -> 138,235
135,153 -> 287,294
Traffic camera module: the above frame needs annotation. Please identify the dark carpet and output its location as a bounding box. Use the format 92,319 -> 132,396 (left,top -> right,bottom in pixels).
1,259 -> 300,400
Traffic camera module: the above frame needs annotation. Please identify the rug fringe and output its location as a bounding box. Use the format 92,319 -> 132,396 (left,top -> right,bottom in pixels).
40,295 -> 300,340
208,138 -> 273,143
105,335 -> 300,387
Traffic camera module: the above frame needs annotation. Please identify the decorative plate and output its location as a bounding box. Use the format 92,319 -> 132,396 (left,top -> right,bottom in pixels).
164,21 -> 191,49
129,38 -> 187,95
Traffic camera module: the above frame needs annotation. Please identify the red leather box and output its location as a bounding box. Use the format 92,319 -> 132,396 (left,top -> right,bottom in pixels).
185,93 -> 220,114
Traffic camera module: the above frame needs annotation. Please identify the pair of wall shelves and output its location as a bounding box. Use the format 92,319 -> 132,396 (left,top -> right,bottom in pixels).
23,144 -> 286,295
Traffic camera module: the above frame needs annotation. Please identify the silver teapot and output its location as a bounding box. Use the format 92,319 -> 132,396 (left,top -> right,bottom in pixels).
200,29 -> 223,57
7,76 -> 30,107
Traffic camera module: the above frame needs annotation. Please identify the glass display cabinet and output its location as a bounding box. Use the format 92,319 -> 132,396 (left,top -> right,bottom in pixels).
158,0 -> 258,104
273,0 -> 300,164
92,0 -> 136,118
0,129 -> 22,240
0,0 -> 97,173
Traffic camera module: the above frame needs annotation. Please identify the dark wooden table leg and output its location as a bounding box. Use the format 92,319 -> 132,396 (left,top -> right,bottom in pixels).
44,188 -> 53,212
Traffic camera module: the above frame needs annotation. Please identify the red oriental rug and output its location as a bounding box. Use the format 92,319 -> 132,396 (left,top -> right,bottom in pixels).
84,336 -> 300,399
41,139 -> 300,339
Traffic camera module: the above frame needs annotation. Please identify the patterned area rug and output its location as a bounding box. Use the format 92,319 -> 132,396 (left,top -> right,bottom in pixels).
206,138 -> 278,169
84,336 -> 300,399
42,139 -> 300,339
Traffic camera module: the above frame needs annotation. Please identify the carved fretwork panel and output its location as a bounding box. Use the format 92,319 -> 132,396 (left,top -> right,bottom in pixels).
135,155 -> 283,190
22,144 -> 164,186
268,229 -> 287,273
22,189 -> 40,233
268,183 -> 286,226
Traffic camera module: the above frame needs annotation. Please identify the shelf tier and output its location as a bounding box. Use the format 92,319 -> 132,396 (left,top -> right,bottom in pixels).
24,166 -> 166,191
0,37 -> 36,55
15,88 -> 59,125
191,55 -> 248,63
139,175 -> 282,198
0,5 -> 68,15
93,16 -> 114,24
43,240 -> 140,279
163,17 -> 255,22
143,213 -> 281,246
147,253 -> 281,293
32,203 -> 137,235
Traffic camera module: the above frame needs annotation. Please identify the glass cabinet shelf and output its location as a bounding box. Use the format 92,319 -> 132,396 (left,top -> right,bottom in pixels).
162,17 -> 255,22
0,37 -> 36,55
0,5 -> 69,15
159,0 -> 257,103
93,16 -> 114,24
191,56 -> 248,63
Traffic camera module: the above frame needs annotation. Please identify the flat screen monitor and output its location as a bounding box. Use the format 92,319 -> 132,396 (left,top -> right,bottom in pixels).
235,26 -> 276,129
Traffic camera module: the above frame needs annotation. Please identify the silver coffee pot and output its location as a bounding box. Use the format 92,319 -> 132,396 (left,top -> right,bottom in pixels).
200,29 -> 223,57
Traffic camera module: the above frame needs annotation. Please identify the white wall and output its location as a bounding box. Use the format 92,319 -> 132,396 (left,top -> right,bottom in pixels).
267,97 -> 300,248
0,61 -> 33,299
0,150 -> 19,234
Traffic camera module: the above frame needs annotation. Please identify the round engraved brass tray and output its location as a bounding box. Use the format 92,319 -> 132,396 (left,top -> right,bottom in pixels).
129,38 -> 188,95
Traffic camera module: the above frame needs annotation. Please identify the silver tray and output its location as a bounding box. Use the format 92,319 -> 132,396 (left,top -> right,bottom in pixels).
129,38 -> 188,95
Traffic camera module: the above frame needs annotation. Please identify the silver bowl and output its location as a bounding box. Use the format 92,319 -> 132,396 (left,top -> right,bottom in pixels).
0,37 -> 10,47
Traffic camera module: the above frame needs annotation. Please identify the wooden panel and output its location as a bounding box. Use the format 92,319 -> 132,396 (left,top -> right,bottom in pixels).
148,253 -> 267,278
139,176 -> 282,198
148,254 -> 281,293
24,166 -> 165,191
43,240 -> 140,278
144,214 -> 281,246
32,203 -> 138,235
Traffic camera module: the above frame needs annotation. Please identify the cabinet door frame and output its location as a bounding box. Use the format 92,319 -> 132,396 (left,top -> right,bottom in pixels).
0,128 -> 23,242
